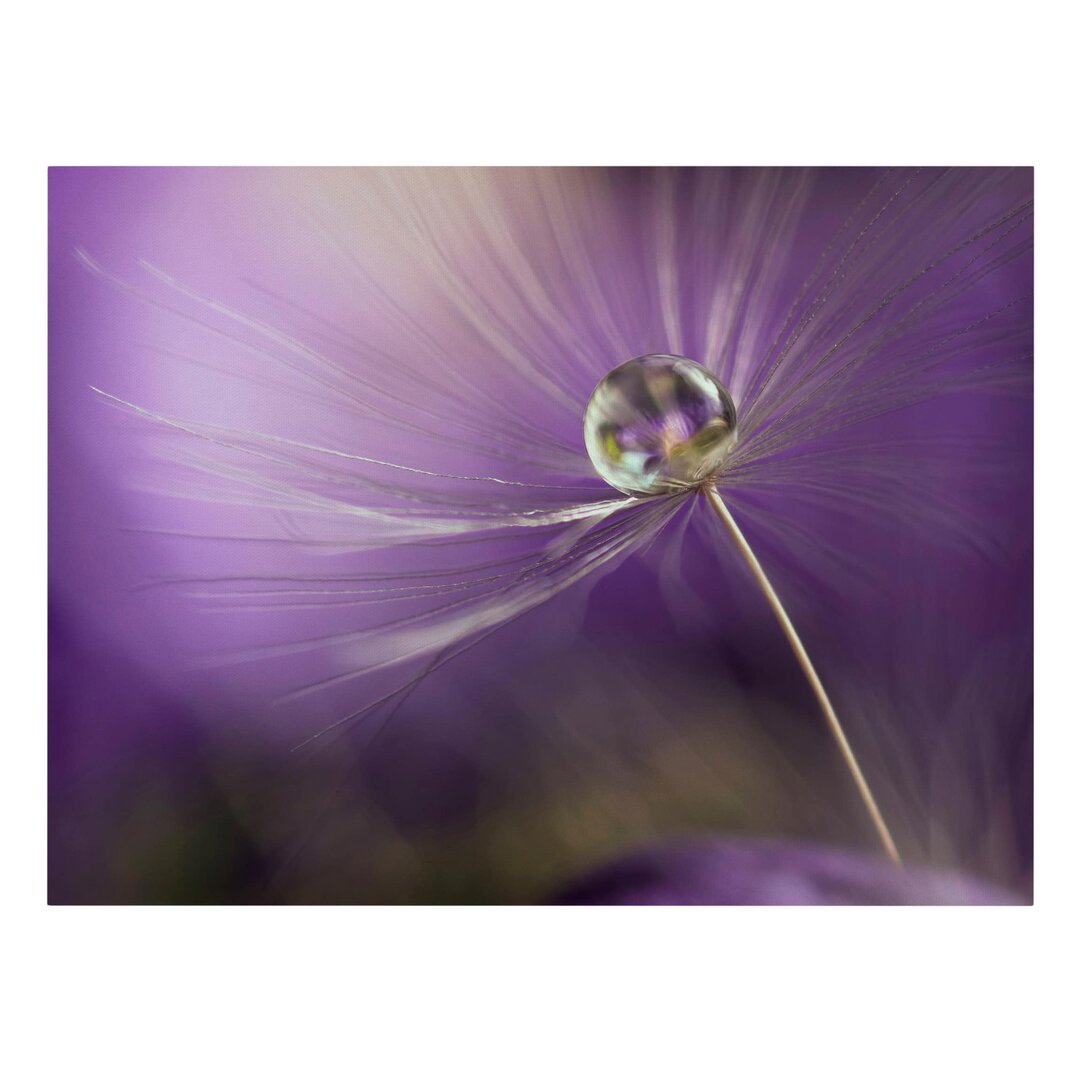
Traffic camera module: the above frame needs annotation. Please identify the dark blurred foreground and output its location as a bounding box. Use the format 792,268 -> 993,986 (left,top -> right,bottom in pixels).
49,580 -> 1031,905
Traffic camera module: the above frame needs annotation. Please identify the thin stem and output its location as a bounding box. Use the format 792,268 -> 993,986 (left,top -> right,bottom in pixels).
703,485 -> 902,865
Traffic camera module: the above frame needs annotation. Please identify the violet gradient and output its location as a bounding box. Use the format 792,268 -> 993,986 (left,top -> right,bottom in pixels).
48,168 -> 1032,903
552,838 -> 1022,905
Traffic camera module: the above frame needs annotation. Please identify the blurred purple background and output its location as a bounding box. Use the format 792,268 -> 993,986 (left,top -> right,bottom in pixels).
48,168 -> 1031,903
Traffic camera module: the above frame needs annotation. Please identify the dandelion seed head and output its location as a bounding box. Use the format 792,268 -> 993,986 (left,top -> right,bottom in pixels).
58,167 -> 1032,754
49,167 -> 1034,899
583,354 -> 737,496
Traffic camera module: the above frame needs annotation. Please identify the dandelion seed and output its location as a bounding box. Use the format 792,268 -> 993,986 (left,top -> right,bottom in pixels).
76,167 -> 1032,867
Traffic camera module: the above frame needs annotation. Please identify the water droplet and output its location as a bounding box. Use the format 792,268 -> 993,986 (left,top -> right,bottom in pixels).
584,354 -> 737,496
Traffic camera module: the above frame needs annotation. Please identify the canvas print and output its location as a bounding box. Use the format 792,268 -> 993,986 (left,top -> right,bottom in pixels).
48,167 -> 1033,904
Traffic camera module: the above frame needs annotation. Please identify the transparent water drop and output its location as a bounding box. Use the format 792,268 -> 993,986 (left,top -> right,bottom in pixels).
584,354 -> 737,496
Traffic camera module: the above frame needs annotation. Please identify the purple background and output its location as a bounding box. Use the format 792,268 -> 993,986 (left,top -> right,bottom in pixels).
49,168 -> 1032,903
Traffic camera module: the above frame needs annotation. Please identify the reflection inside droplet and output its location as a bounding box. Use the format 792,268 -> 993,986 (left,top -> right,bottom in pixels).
583,354 -> 737,496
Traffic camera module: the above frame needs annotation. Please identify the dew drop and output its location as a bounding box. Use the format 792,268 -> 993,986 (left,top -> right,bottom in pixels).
584,354 -> 737,496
